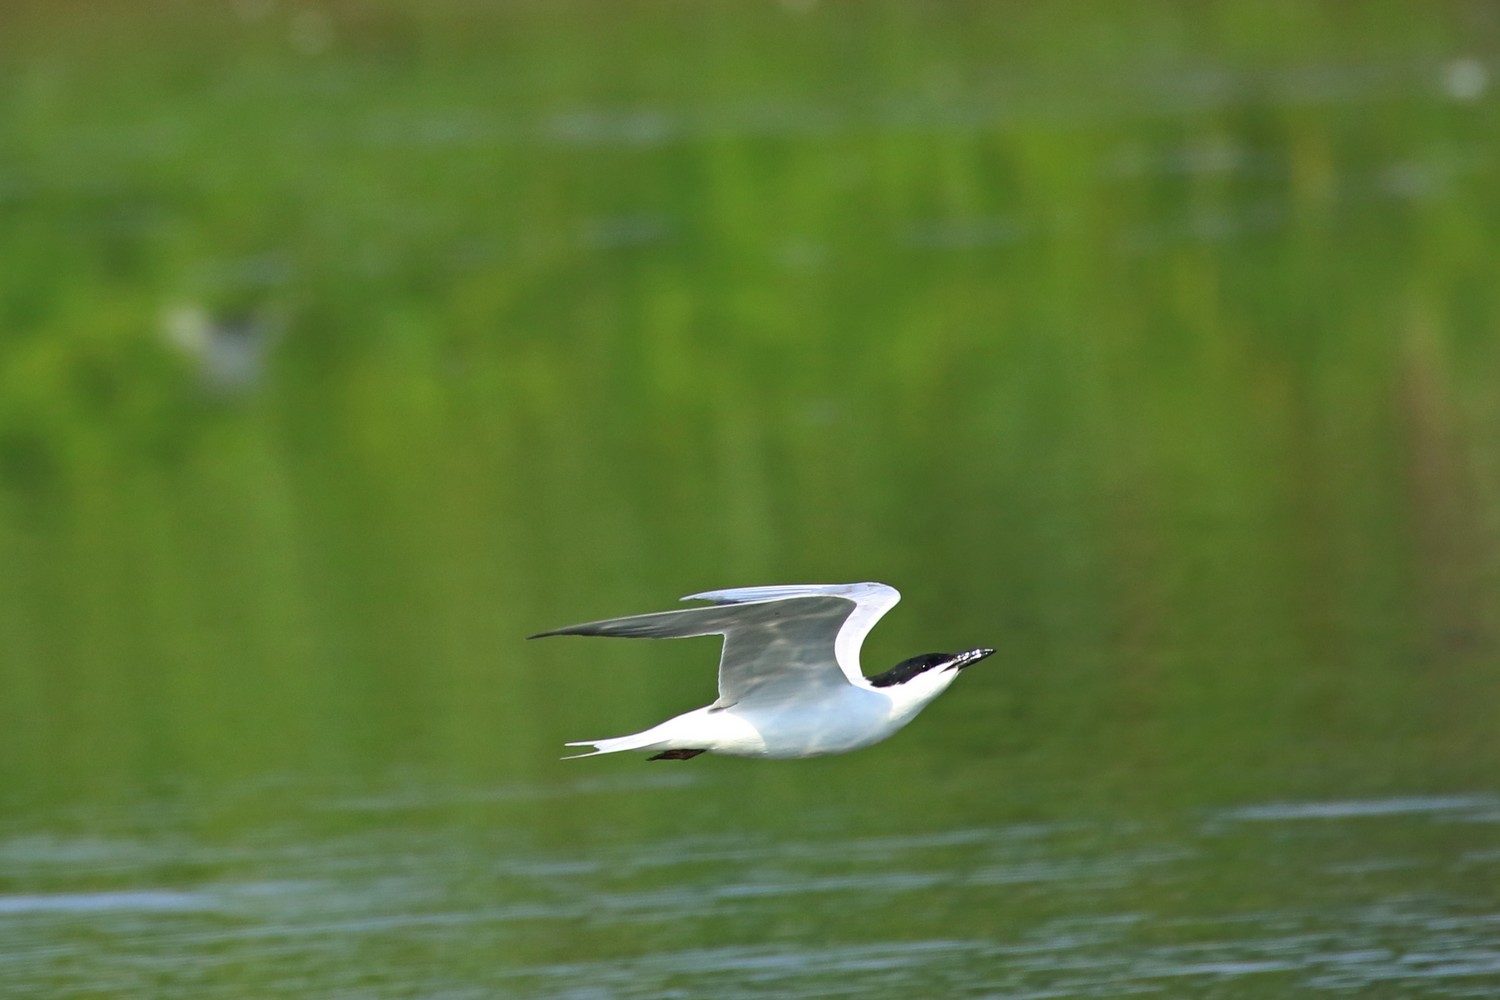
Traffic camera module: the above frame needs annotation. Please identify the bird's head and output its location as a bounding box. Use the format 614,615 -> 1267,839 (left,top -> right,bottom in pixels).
868,647 -> 995,693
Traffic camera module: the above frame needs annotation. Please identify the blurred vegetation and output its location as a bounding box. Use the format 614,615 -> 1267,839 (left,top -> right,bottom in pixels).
0,0 -> 1497,827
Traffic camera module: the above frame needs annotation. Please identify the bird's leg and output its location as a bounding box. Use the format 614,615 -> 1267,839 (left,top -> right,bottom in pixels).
647,749 -> 707,761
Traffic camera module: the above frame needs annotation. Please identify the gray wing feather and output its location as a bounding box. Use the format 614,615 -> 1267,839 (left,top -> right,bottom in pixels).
528,604 -> 759,640
530,592 -> 868,706
682,584 -> 849,605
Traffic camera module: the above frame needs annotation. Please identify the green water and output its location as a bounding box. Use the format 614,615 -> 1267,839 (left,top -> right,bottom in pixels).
3,2 -> 1500,996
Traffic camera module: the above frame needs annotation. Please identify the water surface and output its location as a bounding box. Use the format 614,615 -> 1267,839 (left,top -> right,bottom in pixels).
2,2 -> 1499,996
4,781 -> 1499,997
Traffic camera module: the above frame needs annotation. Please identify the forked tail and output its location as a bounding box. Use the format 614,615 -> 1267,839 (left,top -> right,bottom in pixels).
561,732 -> 669,760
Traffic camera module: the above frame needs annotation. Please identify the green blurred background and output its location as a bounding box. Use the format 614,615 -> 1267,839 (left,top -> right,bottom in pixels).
2,2 -> 1499,996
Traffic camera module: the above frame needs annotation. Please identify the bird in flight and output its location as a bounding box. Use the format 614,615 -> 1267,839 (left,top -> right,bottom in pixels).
530,582 -> 993,761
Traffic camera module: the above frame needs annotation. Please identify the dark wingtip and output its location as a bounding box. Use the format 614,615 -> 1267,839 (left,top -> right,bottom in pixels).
529,625 -> 593,639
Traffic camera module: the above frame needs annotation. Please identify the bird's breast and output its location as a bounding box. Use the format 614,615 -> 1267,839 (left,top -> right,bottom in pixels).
724,687 -> 903,759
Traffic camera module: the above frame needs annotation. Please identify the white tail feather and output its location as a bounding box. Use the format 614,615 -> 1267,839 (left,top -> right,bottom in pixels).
561,732 -> 667,760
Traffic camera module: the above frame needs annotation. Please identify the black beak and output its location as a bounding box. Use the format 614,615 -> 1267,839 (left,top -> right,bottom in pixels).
948,647 -> 995,671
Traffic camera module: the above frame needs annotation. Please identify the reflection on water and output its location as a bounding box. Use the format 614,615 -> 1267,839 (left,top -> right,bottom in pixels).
3,786 -> 1497,998
1221,795 -> 1500,822
4,3 -> 1500,998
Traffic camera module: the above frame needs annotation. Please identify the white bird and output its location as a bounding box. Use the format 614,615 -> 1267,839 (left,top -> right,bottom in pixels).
530,582 -> 993,761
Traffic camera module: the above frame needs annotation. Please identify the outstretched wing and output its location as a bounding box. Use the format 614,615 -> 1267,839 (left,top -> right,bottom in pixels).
530,582 -> 901,705
682,582 -> 900,688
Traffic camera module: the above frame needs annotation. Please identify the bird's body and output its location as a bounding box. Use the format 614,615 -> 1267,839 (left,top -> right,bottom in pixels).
530,582 -> 993,761
580,683 -> 924,760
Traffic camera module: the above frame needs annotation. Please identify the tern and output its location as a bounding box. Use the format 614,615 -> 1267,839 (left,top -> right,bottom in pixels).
530,582 -> 993,761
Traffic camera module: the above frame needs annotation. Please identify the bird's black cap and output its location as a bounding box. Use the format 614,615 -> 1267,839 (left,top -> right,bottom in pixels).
869,647 -> 994,688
